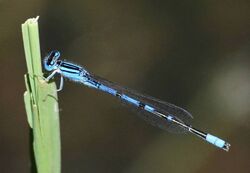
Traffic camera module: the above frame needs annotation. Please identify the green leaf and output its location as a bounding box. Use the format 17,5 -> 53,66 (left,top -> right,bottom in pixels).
22,17 -> 61,173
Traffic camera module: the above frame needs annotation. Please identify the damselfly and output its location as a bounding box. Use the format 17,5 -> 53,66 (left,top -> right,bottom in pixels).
44,50 -> 230,151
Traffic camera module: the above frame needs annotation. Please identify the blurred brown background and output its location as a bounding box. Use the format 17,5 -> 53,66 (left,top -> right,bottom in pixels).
0,0 -> 250,173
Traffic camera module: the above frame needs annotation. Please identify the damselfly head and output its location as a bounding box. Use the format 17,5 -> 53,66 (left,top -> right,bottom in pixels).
44,50 -> 61,71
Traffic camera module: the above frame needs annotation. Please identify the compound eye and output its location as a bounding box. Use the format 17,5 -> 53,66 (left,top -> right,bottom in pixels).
44,50 -> 61,71
47,50 -> 60,65
53,51 -> 60,59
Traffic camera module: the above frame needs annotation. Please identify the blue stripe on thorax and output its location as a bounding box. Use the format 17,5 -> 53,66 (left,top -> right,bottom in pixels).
60,66 -> 81,74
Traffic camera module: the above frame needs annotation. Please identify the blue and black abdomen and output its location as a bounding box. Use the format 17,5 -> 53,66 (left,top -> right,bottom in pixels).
88,75 -> 193,133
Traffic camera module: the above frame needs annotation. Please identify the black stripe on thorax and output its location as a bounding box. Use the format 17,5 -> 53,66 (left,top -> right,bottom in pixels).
60,62 -> 82,70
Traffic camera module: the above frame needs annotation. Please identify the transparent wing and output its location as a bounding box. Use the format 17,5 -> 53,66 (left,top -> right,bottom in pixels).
91,75 -> 193,133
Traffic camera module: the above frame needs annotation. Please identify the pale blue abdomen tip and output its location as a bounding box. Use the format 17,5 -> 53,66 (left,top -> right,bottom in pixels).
206,134 -> 225,148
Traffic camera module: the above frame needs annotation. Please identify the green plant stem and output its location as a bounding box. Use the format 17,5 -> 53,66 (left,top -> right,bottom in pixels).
22,17 -> 61,173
